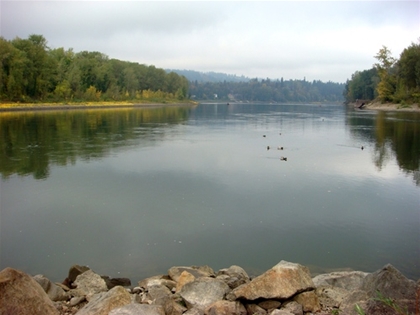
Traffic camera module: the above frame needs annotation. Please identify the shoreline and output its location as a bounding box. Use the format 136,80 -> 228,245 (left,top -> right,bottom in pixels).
355,101 -> 420,112
0,101 -> 198,112
1,261 -> 418,315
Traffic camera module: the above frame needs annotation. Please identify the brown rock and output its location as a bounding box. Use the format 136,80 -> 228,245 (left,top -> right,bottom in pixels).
168,266 -> 214,282
257,300 -> 281,311
293,290 -> 321,312
0,267 -> 59,315
205,300 -> 247,315
230,261 -> 314,301
76,285 -> 131,315
244,303 -> 267,314
176,270 -> 196,292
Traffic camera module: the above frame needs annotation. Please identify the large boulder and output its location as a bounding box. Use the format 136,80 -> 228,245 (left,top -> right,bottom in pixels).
312,271 -> 368,291
71,269 -> 108,299
33,274 -> 68,301
76,285 -> 131,315
229,261 -> 314,301
317,264 -> 419,315
179,277 -> 230,310
0,267 -> 59,315
361,264 -> 417,299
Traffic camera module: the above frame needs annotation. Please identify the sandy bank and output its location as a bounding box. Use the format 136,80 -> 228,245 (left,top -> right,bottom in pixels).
363,101 -> 420,112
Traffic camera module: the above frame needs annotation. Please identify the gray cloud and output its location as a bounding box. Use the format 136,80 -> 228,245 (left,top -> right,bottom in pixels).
1,1 -> 419,82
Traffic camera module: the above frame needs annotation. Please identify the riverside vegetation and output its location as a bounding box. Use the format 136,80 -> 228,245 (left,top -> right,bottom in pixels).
0,261 -> 419,315
344,41 -> 420,108
0,35 -> 189,105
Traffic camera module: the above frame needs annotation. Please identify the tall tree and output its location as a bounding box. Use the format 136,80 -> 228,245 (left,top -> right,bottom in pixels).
374,46 -> 397,102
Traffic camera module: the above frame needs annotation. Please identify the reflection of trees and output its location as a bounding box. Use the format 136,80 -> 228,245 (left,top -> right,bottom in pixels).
0,106 -> 191,180
347,109 -> 420,185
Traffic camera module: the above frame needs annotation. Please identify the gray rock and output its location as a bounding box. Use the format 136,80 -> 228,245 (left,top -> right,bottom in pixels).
216,265 -> 250,289
76,285 -> 131,315
147,284 -> 172,305
138,275 -> 177,291
230,261 -> 314,301
67,264 -> 90,284
314,286 -> 350,309
108,303 -> 165,315
169,266 -> 215,282
312,271 -> 368,291
71,269 -> 108,299
280,301 -> 303,315
164,296 -> 188,315
361,264 -> 417,300
33,274 -> 69,301
204,300 -> 247,315
0,267 -> 59,315
180,277 -> 230,310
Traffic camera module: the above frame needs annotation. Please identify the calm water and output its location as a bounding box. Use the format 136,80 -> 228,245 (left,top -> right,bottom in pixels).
1,104 -> 419,282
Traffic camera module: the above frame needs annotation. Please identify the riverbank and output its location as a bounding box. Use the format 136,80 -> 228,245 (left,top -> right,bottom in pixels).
1,261 -> 418,315
0,101 -> 198,112
360,101 -> 420,112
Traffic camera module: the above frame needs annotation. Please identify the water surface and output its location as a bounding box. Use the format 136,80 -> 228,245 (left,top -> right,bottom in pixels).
1,104 -> 419,282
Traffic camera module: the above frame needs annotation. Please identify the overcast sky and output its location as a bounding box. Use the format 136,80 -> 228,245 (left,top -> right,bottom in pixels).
1,1 -> 419,83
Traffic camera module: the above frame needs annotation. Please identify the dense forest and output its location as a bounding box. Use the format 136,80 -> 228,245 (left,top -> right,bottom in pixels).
188,78 -> 345,103
344,41 -> 420,105
0,35 -> 189,103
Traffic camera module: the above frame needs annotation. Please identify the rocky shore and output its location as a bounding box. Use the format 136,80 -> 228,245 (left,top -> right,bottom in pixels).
1,261 -> 418,315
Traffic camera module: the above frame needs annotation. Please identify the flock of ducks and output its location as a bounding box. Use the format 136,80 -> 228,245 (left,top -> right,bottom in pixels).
264,134 -> 287,161
263,134 -> 364,162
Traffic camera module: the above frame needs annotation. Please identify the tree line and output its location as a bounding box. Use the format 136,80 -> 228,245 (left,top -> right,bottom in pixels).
0,34 -> 189,103
189,78 -> 345,103
344,41 -> 420,104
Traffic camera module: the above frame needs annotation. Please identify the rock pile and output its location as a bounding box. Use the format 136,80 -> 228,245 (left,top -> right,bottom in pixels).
0,260 -> 418,315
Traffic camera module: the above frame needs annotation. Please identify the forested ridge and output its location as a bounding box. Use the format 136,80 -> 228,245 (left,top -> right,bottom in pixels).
344,41 -> 420,105
188,78 -> 345,103
0,35 -> 189,103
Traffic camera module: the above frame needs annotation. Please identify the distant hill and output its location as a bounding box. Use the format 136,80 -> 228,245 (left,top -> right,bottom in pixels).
166,69 -> 250,83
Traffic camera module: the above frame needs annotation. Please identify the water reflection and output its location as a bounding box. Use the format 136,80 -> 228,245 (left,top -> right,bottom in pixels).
346,109 -> 420,186
0,106 -> 193,180
1,104 -> 419,281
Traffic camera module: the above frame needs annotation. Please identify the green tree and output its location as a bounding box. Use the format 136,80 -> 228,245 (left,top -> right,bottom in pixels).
374,46 -> 397,102
395,40 -> 420,102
